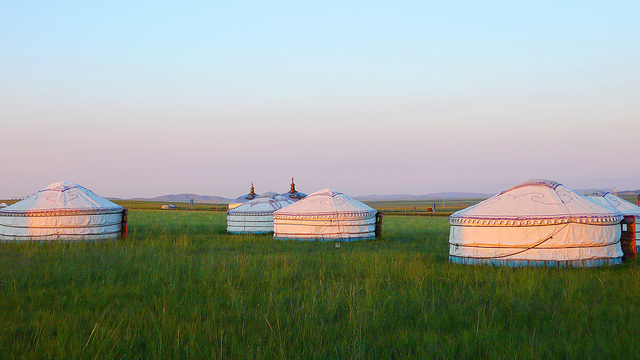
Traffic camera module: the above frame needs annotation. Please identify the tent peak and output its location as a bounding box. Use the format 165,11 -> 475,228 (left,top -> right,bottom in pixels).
507,179 -> 561,192
290,178 -> 296,193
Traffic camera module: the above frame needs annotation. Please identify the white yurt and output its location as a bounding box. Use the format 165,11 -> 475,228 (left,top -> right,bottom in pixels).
0,203 -> 7,209
279,178 -> 307,202
586,191 -> 640,251
227,193 -> 294,234
0,182 -> 127,241
273,188 -> 378,241
228,183 -> 257,210
449,179 -> 624,267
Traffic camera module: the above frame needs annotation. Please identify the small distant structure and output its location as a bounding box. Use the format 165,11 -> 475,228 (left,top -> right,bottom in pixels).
0,203 -> 7,209
161,204 -> 177,210
279,178 -> 307,202
229,183 -> 257,210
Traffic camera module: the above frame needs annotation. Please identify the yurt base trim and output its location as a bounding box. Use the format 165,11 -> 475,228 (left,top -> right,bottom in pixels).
0,232 -> 123,242
274,235 -> 375,242
227,231 -> 273,234
449,255 -> 623,267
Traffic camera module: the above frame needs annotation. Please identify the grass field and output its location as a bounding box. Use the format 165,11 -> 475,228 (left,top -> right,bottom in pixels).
2,206 -> 640,359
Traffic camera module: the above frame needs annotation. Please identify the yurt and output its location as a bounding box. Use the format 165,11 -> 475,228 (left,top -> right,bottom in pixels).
227,193 -> 294,234
279,178 -> 307,202
0,182 -> 127,241
0,203 -> 7,209
449,179 -> 624,267
586,191 -> 640,251
228,183 -> 257,210
273,188 -> 378,241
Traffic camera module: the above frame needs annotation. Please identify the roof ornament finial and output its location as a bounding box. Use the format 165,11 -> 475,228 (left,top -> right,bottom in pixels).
290,178 -> 296,193
250,182 -> 255,196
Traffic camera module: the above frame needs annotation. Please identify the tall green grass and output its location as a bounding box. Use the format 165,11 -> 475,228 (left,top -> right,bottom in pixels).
1,211 -> 640,359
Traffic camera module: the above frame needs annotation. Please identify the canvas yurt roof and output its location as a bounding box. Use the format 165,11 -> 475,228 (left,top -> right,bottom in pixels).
257,191 -> 280,198
228,183 -> 258,210
0,182 -> 126,241
450,180 -> 623,226
585,191 -> 640,217
279,178 -> 307,202
227,193 -> 294,234
449,179 -> 624,267
1,182 -> 123,214
273,188 -> 377,241
586,191 -> 640,251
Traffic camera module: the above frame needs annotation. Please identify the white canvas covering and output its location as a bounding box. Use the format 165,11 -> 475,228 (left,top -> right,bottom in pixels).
0,182 -> 126,241
586,191 -> 640,250
227,194 -> 294,234
449,180 -> 624,267
273,188 -> 377,241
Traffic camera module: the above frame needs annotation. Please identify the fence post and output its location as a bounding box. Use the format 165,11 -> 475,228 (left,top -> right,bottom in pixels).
120,209 -> 129,239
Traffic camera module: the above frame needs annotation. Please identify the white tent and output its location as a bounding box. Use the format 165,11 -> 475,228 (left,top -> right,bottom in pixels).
273,188 -> 377,241
586,191 -> 640,251
449,179 -> 624,267
0,203 -> 7,208
228,183 -> 257,210
0,182 -> 127,241
227,193 -> 294,234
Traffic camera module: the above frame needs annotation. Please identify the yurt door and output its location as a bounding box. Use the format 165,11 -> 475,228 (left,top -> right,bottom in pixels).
620,215 -> 636,260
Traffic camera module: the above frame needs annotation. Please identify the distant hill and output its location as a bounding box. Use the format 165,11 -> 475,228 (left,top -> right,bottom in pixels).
135,194 -> 231,204
354,192 -> 494,201
617,190 -> 640,197
125,189 -> 639,204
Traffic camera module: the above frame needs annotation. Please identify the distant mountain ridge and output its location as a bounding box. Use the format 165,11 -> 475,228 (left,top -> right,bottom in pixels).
127,189 -> 640,204
135,194 -> 231,204
355,189 -> 640,201
353,192 -> 494,201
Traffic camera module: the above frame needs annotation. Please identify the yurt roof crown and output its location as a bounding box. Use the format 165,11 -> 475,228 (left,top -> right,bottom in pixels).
281,178 -> 307,201
449,179 -> 623,226
230,183 -> 258,203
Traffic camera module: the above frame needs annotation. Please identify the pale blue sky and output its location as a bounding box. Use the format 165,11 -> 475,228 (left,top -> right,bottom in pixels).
1,1 -> 638,198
